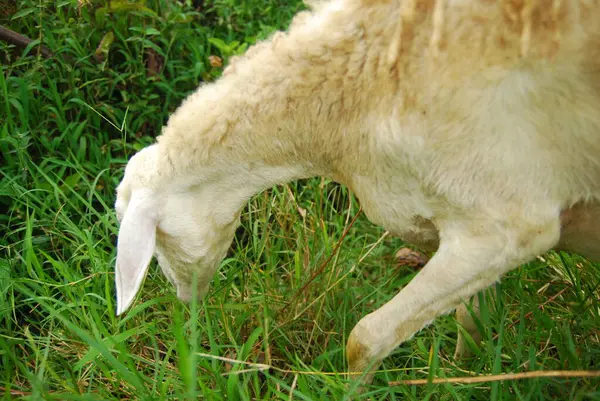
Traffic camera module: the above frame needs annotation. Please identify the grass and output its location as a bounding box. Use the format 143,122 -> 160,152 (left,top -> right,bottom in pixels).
1,0 -> 600,399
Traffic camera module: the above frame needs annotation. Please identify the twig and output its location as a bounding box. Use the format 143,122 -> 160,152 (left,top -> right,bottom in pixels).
195,353 -> 600,387
277,206 -> 362,316
287,231 -> 389,322
494,285 -> 571,340
0,25 -> 54,58
289,374 -> 298,401
388,370 -> 600,386
0,387 -> 31,396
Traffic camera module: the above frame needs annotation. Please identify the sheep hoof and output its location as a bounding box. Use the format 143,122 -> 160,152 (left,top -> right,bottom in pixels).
453,339 -> 473,361
346,329 -> 378,394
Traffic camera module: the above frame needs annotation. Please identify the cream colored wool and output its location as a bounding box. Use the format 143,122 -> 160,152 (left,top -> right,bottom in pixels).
114,0 -> 600,383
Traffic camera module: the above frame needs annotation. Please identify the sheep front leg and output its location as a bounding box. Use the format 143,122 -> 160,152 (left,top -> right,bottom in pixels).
346,215 -> 561,385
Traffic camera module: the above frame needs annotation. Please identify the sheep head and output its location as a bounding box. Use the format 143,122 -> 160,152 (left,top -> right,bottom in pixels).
114,144 -> 240,315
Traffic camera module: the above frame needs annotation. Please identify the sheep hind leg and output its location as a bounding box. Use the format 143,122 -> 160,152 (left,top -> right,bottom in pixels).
452,201 -> 600,361
453,294 -> 483,360
346,214 -> 561,387
453,287 -> 497,360
451,202 -> 600,362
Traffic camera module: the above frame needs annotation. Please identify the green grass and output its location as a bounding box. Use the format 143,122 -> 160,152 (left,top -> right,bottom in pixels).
1,0 -> 600,399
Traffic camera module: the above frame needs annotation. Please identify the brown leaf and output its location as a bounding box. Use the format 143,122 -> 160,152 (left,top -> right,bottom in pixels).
146,49 -> 163,77
395,247 -> 430,270
209,55 -> 223,67
223,350 -> 236,373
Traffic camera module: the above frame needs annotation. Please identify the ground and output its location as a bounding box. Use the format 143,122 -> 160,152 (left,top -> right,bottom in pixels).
1,1 -> 599,399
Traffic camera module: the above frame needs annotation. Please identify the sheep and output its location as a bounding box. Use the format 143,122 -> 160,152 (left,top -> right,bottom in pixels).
114,0 -> 600,385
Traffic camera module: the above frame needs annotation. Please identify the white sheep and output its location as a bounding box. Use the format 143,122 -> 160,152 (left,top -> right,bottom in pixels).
114,0 -> 600,385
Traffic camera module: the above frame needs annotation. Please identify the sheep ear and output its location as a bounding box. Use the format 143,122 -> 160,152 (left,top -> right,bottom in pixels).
115,192 -> 157,316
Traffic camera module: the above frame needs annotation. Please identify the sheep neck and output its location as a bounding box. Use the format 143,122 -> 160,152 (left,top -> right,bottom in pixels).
156,83 -> 343,223
198,162 -> 314,226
